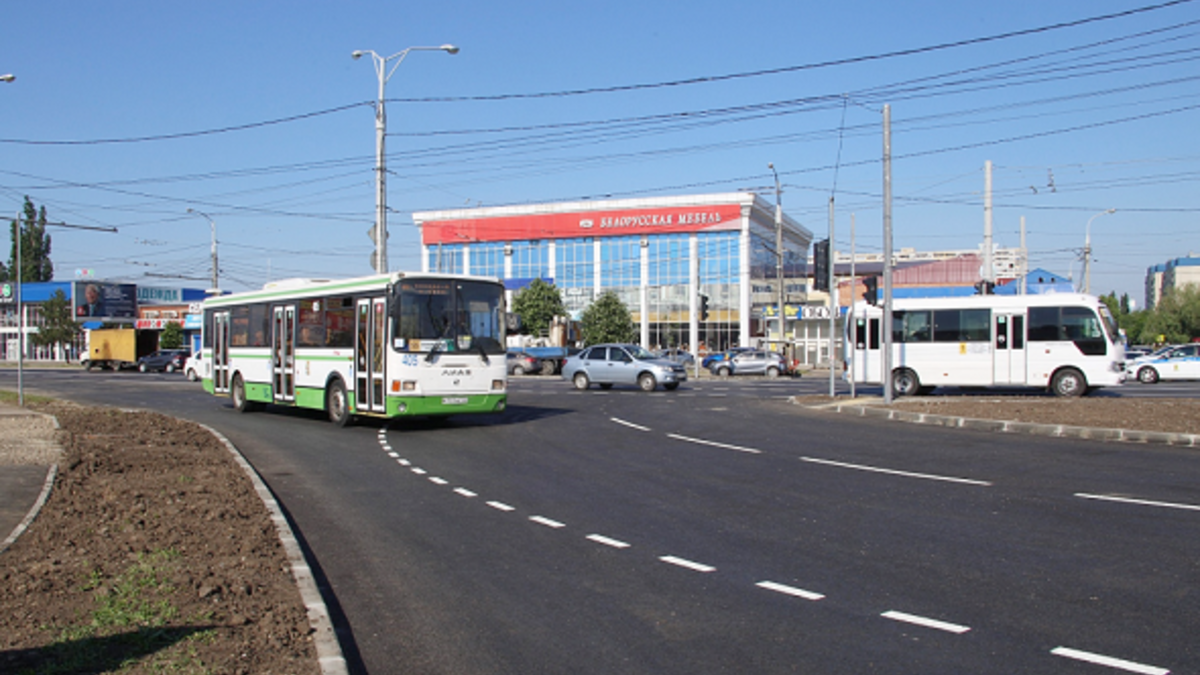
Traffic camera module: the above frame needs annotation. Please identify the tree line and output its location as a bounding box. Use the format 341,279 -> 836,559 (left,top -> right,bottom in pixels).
1101,287 -> 1200,345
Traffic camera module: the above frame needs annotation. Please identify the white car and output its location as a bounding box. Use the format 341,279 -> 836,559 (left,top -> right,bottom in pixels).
182,353 -> 203,382
1127,344 -> 1200,384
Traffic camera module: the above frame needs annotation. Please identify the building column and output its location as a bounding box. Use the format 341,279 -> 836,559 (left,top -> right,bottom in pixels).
689,234 -> 699,356
462,244 -> 471,276
640,237 -> 650,348
593,239 -> 603,300
738,216 -> 753,348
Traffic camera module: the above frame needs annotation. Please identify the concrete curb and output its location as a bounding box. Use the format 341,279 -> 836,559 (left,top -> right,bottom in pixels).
198,423 -> 349,675
793,397 -> 1200,447
0,412 -> 62,556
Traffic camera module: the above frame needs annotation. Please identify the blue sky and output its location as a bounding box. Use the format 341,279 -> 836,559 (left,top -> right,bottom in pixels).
1,0 -> 1197,304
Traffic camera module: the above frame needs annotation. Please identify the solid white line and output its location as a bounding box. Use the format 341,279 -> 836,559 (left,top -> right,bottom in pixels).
881,610 -> 970,634
410,467 -> 427,475
1076,493 -> 1200,512
454,488 -> 477,498
667,433 -> 762,455
1051,647 -> 1169,675
659,555 -> 716,572
611,417 -> 651,432
428,477 -> 448,485
487,501 -> 515,512
755,581 -> 825,601
530,515 -> 566,529
586,534 -> 631,549
799,456 -> 992,486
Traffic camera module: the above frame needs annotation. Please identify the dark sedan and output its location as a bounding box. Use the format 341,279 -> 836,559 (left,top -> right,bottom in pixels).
136,349 -> 188,373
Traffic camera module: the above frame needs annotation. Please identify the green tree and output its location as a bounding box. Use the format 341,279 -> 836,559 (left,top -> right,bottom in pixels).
1138,285 -> 1200,344
510,278 -> 566,336
159,322 -> 185,350
579,291 -> 635,346
3,196 -> 54,282
29,289 -> 79,360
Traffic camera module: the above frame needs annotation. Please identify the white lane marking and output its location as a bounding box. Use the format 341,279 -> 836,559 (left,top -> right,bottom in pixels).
667,433 -> 762,455
454,488 -> 477,498
659,556 -> 716,572
397,459 -> 410,466
411,467 -> 427,475
586,534 -> 631,549
1051,647 -> 1169,675
755,580 -> 825,601
1076,493 -> 1200,512
487,501 -> 515,512
428,477 -> 448,485
387,451 -> 399,458
530,515 -> 566,529
611,417 -> 651,432
881,610 -> 970,634
799,456 -> 992,486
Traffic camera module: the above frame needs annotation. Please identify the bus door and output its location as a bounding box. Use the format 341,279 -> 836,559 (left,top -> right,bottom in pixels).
993,312 -> 1027,384
355,297 -> 387,414
212,311 -> 231,394
272,305 -> 296,403
854,315 -> 882,383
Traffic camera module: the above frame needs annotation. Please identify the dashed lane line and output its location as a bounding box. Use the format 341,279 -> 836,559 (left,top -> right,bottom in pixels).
1075,493 -> 1200,512
530,515 -> 566,529
666,433 -> 762,455
1050,647 -> 1169,675
658,556 -> 717,573
881,610 -> 971,634
586,534 -> 631,549
611,417 -> 651,432
755,581 -> 825,601
799,455 -> 992,487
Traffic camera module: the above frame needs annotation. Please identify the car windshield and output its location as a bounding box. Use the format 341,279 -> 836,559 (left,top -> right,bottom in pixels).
626,346 -> 656,360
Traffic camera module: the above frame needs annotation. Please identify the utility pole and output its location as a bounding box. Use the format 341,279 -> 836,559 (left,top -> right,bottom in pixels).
1019,216 -> 1027,295
849,212 -> 856,399
828,196 -> 836,397
983,160 -> 993,285
768,164 -> 785,353
882,104 -> 894,404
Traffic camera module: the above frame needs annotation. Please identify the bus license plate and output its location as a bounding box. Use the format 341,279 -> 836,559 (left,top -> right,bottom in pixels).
442,396 -> 468,405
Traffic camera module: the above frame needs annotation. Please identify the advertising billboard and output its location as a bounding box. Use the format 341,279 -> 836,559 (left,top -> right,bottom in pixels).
73,282 -> 138,322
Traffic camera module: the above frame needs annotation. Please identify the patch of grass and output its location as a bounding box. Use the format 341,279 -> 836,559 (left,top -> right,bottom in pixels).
0,388 -> 57,406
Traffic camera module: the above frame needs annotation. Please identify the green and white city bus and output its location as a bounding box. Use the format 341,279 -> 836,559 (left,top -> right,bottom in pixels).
200,273 -> 508,425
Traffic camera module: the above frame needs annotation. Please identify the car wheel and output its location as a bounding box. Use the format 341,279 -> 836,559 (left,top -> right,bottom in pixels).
232,374 -> 253,413
165,364 -> 176,373
765,366 -> 780,378
138,362 -> 148,373
573,372 -> 590,390
638,373 -> 657,392
1137,366 -> 1159,384
717,366 -> 731,377
326,378 -> 352,427
1051,367 -> 1087,397
540,361 -> 556,376
186,368 -> 198,382
892,368 -> 920,397
513,365 -> 525,376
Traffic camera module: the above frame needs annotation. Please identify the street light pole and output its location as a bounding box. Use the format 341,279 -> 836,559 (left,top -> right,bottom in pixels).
353,44 -> 459,274
186,208 -> 218,291
768,163 -> 785,352
1083,208 -> 1116,294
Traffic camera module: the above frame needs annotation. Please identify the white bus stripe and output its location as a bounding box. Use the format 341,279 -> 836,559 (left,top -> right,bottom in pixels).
800,456 -> 992,486
1051,647 -> 1169,674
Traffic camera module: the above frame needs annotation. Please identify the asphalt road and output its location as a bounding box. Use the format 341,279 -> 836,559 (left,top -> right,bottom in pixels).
5,369 -> 1199,674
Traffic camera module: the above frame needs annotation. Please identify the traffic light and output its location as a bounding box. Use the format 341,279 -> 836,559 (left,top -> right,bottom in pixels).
863,276 -> 879,306
699,294 -> 710,321
812,239 -> 830,292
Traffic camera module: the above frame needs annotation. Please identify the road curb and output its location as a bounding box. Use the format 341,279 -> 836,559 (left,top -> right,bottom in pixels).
0,412 -> 62,556
794,398 -> 1200,447
198,423 -> 349,675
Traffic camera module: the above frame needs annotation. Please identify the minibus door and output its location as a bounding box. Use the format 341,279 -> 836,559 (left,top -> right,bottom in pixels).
854,316 -> 882,384
272,305 -> 296,403
355,297 -> 387,414
993,313 -> 1027,384
212,311 -> 230,394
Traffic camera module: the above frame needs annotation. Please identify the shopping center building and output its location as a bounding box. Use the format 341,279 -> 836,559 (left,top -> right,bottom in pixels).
414,193 -> 814,355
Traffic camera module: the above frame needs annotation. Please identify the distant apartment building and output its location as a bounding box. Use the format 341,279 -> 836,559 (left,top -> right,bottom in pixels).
1145,255 -> 1200,309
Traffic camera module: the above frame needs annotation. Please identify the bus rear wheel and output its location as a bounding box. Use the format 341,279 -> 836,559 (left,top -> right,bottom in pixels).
892,368 -> 921,397
326,379 -> 352,427
1051,368 -> 1087,397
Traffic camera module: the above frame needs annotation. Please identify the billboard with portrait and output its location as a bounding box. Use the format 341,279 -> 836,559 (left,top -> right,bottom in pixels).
73,282 -> 138,322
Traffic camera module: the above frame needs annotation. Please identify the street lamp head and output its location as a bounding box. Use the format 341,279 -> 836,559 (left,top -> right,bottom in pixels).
0,74 -> 14,83
1105,208 -> 1116,215
440,44 -> 460,54
351,50 -> 364,60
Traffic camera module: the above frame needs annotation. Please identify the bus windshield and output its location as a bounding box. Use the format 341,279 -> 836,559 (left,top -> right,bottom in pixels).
1097,304 -> 1119,344
393,279 -> 506,354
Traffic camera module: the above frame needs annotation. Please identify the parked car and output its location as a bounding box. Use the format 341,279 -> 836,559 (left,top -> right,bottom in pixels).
561,344 -> 687,391
506,351 -> 542,376
136,349 -> 188,373
654,348 -> 695,366
1126,344 -> 1200,384
710,349 -> 788,378
700,347 -> 753,369
522,346 -> 581,375
183,353 -> 203,381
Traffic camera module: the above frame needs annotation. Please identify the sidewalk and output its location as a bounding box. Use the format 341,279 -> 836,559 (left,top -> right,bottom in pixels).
0,403 -> 62,554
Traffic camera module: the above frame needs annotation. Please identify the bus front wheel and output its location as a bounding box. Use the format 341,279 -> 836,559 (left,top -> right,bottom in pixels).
892,368 -> 921,397
1050,368 -> 1087,397
232,374 -> 258,413
327,379 -> 353,427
